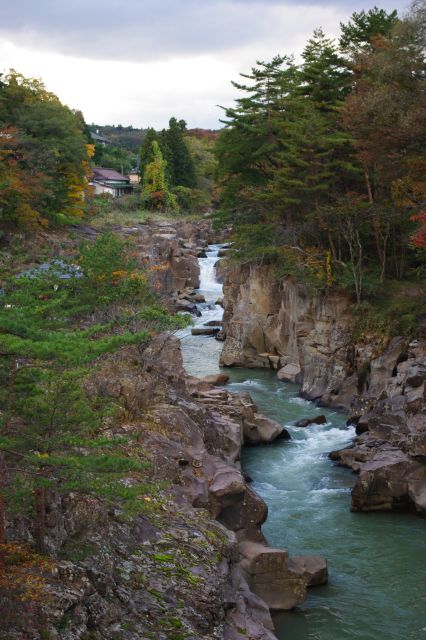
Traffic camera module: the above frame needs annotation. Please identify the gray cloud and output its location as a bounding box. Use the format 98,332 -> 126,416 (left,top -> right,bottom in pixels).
0,0 -> 409,62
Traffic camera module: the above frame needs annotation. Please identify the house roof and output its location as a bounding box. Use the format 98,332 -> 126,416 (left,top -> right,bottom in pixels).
92,167 -> 130,182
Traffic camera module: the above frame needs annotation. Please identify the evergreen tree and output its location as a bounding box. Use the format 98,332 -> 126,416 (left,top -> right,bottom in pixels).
300,28 -> 351,110
216,56 -> 295,226
216,53 -> 357,263
163,118 -> 196,188
340,7 -> 399,54
0,232 -> 187,551
139,127 -> 159,180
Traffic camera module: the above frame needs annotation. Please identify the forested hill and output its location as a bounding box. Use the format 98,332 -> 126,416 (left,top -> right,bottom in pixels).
89,125 -> 220,153
89,124 -> 147,152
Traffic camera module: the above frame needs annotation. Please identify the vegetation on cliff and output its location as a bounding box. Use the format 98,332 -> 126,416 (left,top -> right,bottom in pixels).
0,230 -> 188,559
216,4 -> 426,306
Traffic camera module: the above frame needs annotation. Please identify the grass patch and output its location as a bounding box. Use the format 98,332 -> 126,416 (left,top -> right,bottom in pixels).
352,279 -> 426,340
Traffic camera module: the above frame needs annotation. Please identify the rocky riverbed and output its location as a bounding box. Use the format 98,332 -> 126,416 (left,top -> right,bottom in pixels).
4,220 -> 425,640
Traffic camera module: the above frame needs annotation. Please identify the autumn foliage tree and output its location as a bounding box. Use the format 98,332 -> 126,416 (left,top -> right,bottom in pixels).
216,3 -> 426,299
0,71 -> 93,232
140,141 -> 178,212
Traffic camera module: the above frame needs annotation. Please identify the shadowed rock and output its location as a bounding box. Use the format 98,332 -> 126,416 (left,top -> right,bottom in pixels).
192,327 -> 220,336
287,555 -> 328,587
239,541 -> 306,610
294,415 -> 327,428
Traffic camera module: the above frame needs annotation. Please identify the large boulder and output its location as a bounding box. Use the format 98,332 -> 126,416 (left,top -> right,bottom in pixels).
277,364 -> 301,384
406,364 -> 426,388
171,255 -> 200,290
201,374 -> 230,386
351,451 -> 425,512
244,413 -> 290,445
209,464 -> 246,517
239,541 -> 306,610
408,479 -> 426,515
287,555 -> 328,587
217,485 -> 268,543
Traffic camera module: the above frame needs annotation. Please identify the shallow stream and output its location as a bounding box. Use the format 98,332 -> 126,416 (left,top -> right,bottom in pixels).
178,245 -> 426,640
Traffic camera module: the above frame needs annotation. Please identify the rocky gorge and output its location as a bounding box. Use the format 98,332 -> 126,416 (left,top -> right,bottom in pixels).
3,222 -> 328,640
218,261 -> 426,519
3,220 -> 425,640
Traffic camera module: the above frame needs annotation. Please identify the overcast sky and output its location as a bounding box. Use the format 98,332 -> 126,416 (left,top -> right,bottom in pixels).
0,0 -> 409,129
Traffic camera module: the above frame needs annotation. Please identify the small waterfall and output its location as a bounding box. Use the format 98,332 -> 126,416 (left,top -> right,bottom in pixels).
178,243 -> 225,376
198,244 -> 224,304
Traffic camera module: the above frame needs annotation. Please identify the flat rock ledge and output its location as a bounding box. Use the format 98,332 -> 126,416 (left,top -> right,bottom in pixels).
239,542 -> 328,611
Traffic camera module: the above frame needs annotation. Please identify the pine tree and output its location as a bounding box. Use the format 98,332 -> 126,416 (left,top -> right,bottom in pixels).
216,53 -> 357,260
340,7 -> 399,55
300,28 -> 351,111
0,232 -> 187,551
163,118 -> 196,188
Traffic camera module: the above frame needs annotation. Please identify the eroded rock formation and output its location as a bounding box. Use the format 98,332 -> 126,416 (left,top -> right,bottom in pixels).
3,225 -> 327,640
219,262 -> 426,517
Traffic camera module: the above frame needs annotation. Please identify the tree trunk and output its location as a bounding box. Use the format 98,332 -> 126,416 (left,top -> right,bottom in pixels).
5,358 -> 18,432
0,454 -> 6,572
35,474 -> 46,554
364,168 -> 384,267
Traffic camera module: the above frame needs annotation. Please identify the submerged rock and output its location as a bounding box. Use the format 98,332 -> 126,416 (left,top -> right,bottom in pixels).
192,326 -> 220,336
294,415 -> 327,428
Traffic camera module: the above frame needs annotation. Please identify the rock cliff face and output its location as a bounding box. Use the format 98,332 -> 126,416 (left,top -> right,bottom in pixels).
330,339 -> 426,516
2,225 -> 325,640
4,335 -> 320,640
220,262 -> 426,516
77,219 -> 217,316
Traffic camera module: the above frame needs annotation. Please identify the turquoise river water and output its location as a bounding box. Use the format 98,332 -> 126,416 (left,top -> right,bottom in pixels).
178,245 -> 426,640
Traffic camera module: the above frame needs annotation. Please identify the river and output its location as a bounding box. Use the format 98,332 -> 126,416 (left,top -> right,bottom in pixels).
178,244 -> 426,640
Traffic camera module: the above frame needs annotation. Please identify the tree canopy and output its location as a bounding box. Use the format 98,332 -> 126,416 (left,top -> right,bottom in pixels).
215,4 -> 426,302
0,71 -> 93,231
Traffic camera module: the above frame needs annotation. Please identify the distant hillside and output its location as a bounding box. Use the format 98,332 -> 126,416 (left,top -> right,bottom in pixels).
89,124 -> 147,152
90,125 -> 221,152
187,128 -> 220,141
